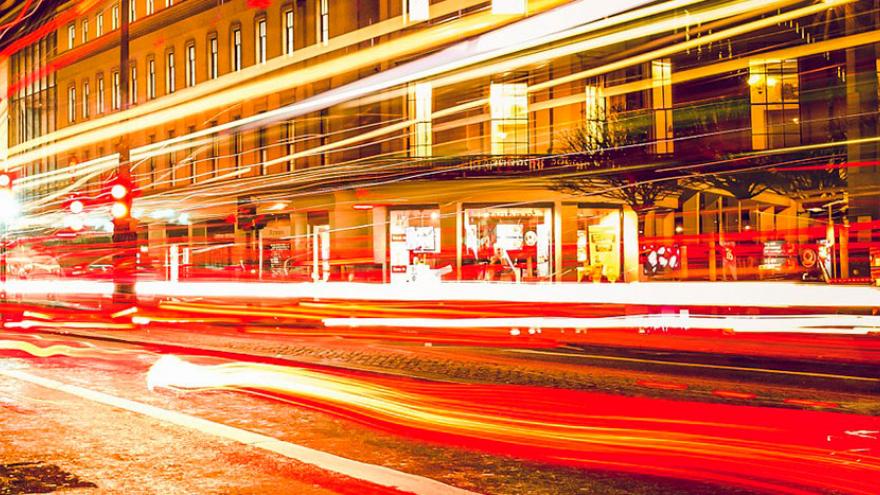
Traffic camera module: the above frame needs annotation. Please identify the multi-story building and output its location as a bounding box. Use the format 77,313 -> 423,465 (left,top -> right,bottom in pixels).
4,0 -> 880,283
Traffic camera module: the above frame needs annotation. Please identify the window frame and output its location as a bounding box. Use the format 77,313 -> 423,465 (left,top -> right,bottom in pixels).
97,74 -> 105,114
67,84 -> 76,123
166,49 -> 176,94
283,7 -> 294,55
318,0 -> 329,45
111,70 -> 121,110
129,62 -> 138,105
111,4 -> 119,30
185,41 -> 196,87
147,56 -> 156,99
67,23 -> 76,50
208,33 -> 219,79
82,79 -> 90,119
231,26 -> 242,71
256,17 -> 267,64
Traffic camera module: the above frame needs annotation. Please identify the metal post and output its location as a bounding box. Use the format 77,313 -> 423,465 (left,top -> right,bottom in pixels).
1,222 -> 6,302
113,0 -> 134,303
258,228 -> 264,280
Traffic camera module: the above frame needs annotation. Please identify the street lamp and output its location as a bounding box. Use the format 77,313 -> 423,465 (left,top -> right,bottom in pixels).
0,172 -> 19,302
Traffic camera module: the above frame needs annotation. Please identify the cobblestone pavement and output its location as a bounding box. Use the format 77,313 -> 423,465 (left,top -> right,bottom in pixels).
71,324 -> 880,416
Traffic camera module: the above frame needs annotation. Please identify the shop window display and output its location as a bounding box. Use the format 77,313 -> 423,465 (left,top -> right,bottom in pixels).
577,209 -> 621,282
463,207 -> 552,282
389,208 -> 443,283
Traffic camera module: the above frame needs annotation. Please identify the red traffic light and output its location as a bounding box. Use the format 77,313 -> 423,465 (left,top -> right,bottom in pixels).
111,201 -> 130,219
111,183 -> 129,200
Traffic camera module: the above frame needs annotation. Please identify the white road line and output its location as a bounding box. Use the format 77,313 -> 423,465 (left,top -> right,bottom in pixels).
0,369 -> 481,495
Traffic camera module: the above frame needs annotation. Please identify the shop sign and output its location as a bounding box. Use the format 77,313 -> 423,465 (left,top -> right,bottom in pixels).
434,155 -> 589,177
496,224 -> 524,250
760,240 -> 786,270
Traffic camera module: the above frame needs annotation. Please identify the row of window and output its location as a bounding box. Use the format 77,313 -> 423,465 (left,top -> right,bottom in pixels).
63,0 -> 535,124
67,11 -> 302,124
68,1 -> 177,50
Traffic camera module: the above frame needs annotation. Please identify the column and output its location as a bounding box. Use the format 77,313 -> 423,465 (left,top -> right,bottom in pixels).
622,207 -> 640,282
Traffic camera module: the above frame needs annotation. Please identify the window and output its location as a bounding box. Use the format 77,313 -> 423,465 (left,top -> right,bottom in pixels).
68,85 -> 76,123
130,0 -> 137,22
750,59 -> 800,150
407,82 -> 432,157
651,58 -> 673,154
209,121 -> 219,176
146,0 -> 154,15
111,4 -> 119,30
185,43 -> 196,87
167,129 -> 177,186
82,19 -> 89,43
256,19 -> 267,64
166,50 -> 176,94
96,12 -> 104,37
147,58 -> 156,99
233,123 -> 242,169
208,35 -> 218,79
407,0 -> 429,22
130,65 -> 138,105
83,81 -> 90,119
68,24 -> 75,49
148,135 -> 156,186
489,82 -> 528,154
258,125 -> 268,174
187,125 -> 197,183
283,9 -> 294,55
318,0 -> 329,45
97,75 -> 105,113
283,120 -> 295,171
112,70 -> 120,110
231,28 -> 242,71
492,0 -> 525,14
584,78 -> 606,148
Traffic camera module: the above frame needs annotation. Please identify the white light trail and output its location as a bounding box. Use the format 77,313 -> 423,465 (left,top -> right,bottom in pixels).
323,314 -> 880,335
133,281 -> 880,309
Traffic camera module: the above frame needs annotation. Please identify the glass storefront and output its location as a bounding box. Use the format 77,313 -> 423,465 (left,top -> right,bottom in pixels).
389,207 -> 442,283
463,206 -> 553,282
577,208 -> 621,282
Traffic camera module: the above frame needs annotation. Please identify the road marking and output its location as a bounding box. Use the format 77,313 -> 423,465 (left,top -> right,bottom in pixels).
505,348 -> 880,383
0,369 -> 480,495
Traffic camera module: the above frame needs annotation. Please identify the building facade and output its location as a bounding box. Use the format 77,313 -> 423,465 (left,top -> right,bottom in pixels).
5,0 -> 880,283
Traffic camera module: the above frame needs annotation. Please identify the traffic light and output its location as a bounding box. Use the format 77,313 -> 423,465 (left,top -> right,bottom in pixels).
110,182 -> 132,220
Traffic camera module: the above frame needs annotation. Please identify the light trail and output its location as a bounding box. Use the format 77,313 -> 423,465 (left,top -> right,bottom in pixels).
9,0 -> 730,188
6,0 -> 569,172
323,313 -> 880,335
147,354 -> 880,495
134,281 -> 880,309
0,280 -> 877,309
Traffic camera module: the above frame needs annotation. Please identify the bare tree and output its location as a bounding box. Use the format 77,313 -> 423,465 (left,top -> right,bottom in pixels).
551,120 -> 681,212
